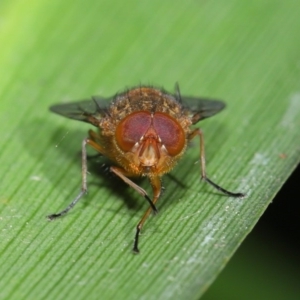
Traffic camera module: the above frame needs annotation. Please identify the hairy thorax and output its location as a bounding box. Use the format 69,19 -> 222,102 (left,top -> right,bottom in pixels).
98,87 -> 192,177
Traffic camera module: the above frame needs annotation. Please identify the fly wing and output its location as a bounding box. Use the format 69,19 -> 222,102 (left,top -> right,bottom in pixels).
49,97 -> 109,127
181,96 -> 226,124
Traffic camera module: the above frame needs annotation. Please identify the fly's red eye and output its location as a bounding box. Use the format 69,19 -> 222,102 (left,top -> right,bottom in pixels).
153,112 -> 185,156
116,111 -> 152,152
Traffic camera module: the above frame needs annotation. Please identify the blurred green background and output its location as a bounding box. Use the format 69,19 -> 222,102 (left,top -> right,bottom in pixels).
0,0 -> 299,299
203,165 -> 300,300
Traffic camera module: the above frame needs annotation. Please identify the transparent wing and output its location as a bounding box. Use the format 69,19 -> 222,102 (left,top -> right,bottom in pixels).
49,97 -> 109,127
181,96 -> 226,124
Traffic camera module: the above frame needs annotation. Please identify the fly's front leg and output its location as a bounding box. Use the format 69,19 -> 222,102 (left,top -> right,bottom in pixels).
133,176 -> 162,253
47,131 -> 105,220
110,166 -> 158,214
189,128 -> 244,198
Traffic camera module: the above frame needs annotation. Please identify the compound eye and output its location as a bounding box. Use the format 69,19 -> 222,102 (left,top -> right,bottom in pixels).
153,112 -> 185,156
115,111 -> 152,152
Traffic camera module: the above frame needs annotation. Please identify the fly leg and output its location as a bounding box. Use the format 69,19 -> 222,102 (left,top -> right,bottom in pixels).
110,167 -> 158,214
86,129 -> 103,160
189,129 -> 244,197
47,130 -> 105,220
132,176 -> 161,253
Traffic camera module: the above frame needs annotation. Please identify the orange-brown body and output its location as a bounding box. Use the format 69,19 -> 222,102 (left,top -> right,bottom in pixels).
97,87 -> 191,178
48,85 -> 244,253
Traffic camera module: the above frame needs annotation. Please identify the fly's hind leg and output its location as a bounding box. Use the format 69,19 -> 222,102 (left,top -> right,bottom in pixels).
86,130 -> 103,160
47,130 -> 105,220
189,128 -> 245,198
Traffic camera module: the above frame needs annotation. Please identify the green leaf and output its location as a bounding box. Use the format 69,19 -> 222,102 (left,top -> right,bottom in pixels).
0,0 -> 299,299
